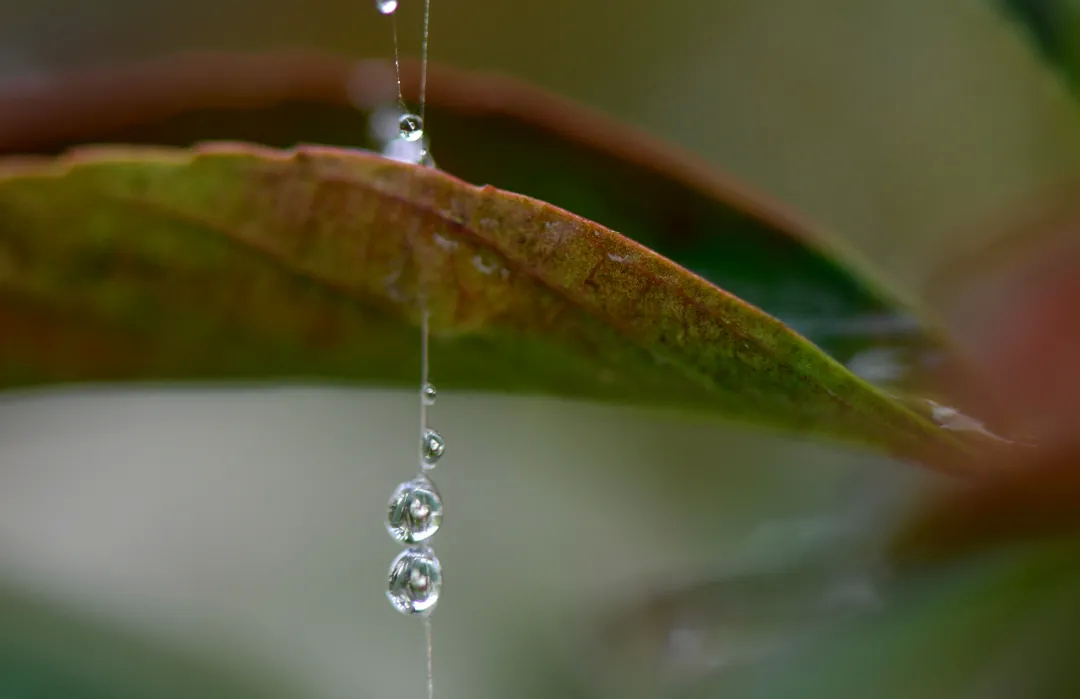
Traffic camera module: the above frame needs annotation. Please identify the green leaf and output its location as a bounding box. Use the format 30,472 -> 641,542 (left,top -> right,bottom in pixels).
0,143 -> 964,463
0,51 -> 955,387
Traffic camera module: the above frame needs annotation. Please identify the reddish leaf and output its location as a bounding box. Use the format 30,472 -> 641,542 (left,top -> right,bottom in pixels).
0,51 -> 957,388
0,143 -> 969,464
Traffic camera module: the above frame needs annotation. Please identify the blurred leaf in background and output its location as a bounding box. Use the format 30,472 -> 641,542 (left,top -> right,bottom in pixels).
998,0 -> 1080,94
999,0 -> 1063,61
1,0 -> 1080,698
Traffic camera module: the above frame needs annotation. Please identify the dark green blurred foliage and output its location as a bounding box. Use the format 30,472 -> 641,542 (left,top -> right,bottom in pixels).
1000,0 -> 1063,61
999,0 -> 1080,93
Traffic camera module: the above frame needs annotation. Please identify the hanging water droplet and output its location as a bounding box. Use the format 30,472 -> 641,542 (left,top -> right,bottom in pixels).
375,0 -> 398,15
422,428 -> 445,468
387,548 -> 442,615
387,476 -> 443,543
422,383 -> 437,406
398,113 -> 424,142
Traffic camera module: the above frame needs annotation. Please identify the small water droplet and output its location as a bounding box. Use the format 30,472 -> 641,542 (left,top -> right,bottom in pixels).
422,428 -> 445,468
471,250 -> 500,275
387,548 -> 442,615
422,383 -> 437,405
386,477 -> 443,543
398,113 -> 424,142
375,0 -> 398,15
924,400 -> 1012,442
432,232 -> 458,251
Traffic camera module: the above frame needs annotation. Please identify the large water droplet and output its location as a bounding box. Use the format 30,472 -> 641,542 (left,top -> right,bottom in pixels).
386,476 -> 443,544
375,0 -> 398,15
387,548 -> 442,615
398,113 -> 424,142
422,383 -> 437,406
422,428 -> 445,468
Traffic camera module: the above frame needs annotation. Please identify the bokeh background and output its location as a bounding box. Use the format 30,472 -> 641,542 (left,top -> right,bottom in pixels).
1,1 -> 1079,697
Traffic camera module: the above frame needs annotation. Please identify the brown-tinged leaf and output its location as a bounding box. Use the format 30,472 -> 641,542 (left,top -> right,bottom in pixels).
0,143 -> 966,464
0,51 -> 960,391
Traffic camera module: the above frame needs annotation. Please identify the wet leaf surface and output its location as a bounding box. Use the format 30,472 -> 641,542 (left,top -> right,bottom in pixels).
0,51 -> 956,388
0,143 -> 965,462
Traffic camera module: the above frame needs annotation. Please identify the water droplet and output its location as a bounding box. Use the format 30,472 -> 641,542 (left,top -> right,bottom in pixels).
375,0 -> 398,15
471,250 -> 500,275
422,428 -> 444,468
387,548 -> 442,615
398,113 -> 424,142
422,383 -> 437,405
924,400 -> 1012,442
386,477 -> 443,544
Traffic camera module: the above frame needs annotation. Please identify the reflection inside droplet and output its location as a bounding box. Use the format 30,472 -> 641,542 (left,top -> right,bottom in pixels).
422,383 -> 437,406
387,548 -> 442,615
422,428 -> 445,468
398,113 -> 424,142
386,476 -> 443,543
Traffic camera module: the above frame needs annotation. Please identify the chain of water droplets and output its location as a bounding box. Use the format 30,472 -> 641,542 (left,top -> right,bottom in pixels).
385,312 -> 445,601
377,3 -> 441,699
376,0 -> 434,167
384,310 -> 445,694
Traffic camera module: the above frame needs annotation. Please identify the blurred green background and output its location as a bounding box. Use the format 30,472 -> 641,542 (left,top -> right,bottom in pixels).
0,0 -> 1079,697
